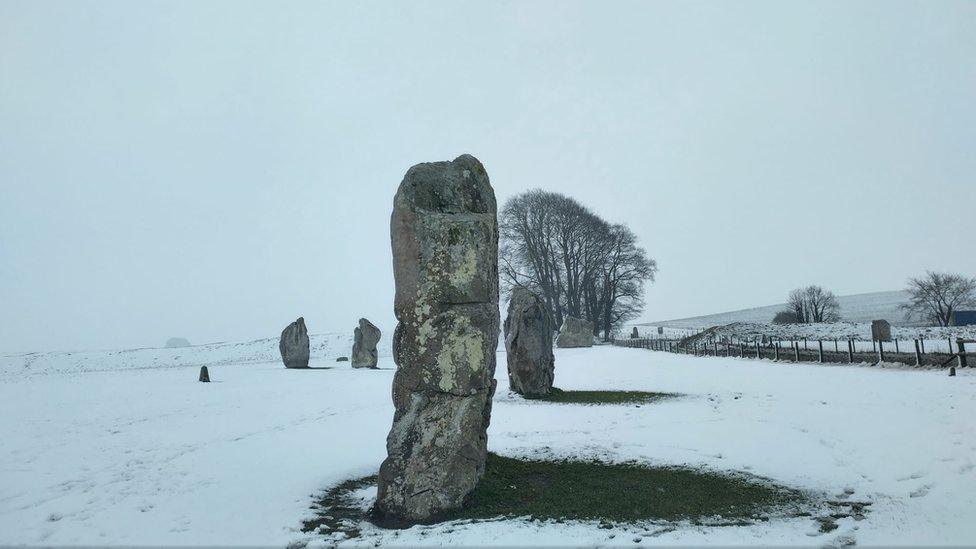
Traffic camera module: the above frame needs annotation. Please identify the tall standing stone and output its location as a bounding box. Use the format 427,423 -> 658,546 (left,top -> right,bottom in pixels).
351,318 -> 381,369
279,317 -> 310,369
504,287 -> 555,397
375,154 -> 499,524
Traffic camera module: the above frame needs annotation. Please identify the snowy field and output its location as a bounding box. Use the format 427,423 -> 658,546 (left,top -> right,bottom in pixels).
2,345 -> 975,546
646,290 -> 915,329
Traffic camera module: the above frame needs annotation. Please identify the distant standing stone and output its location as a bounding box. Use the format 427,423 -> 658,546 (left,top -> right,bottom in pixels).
504,288 -> 554,396
279,317 -> 310,369
198,366 -> 210,382
555,316 -> 594,348
336,356 -> 349,362
351,318 -> 381,369
631,327 -> 639,339
871,319 -> 892,342
166,337 -> 191,348
376,154 -> 500,524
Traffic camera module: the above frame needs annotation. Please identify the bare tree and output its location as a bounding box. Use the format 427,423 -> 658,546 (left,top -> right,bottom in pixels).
787,289 -> 807,323
785,285 -> 841,323
584,224 -> 658,340
805,285 -> 841,322
500,190 -> 656,337
902,271 -> 976,327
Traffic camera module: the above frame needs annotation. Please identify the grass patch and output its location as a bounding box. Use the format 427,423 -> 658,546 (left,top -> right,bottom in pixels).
523,387 -> 680,405
304,453 -> 820,538
302,476 -> 376,538
443,453 -> 809,524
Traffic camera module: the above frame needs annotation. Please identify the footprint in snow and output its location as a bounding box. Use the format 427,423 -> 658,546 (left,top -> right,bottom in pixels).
909,484 -> 933,498
896,471 -> 925,482
958,463 -> 974,474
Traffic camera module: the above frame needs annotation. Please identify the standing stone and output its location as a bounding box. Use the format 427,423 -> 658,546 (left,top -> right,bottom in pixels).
351,318 -> 382,369
279,317 -> 310,369
198,366 -> 210,382
631,327 -> 640,339
375,154 -> 499,524
871,319 -> 892,342
555,316 -> 594,348
504,288 -> 555,396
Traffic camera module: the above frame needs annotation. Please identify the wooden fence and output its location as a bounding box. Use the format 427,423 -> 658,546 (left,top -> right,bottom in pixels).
612,335 -> 973,370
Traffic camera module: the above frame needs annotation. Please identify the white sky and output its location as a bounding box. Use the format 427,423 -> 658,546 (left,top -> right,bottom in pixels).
1,0 -> 974,353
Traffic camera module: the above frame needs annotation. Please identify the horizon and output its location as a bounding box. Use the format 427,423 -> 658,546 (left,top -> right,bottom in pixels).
2,1 -> 974,354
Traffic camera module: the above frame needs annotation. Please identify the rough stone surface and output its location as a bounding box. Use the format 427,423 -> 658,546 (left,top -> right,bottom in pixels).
165,337 -> 191,348
375,154 -> 499,524
336,356 -> 349,362
279,317 -> 310,369
503,287 -> 555,397
631,327 -> 639,339
351,318 -> 381,369
555,316 -> 594,348
198,366 -> 210,382
871,319 -> 892,342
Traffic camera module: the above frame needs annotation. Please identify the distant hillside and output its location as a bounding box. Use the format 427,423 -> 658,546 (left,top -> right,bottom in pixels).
646,290 -> 918,329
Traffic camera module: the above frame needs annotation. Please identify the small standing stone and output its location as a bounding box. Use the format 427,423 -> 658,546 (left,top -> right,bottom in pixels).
336,356 -> 349,362
555,316 -> 594,348
871,320 -> 892,342
351,318 -> 381,369
631,327 -> 639,339
504,287 -> 555,396
199,366 -> 210,382
279,317 -> 310,369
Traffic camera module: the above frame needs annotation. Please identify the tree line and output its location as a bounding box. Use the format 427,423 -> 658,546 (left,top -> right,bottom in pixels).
499,190 -> 657,340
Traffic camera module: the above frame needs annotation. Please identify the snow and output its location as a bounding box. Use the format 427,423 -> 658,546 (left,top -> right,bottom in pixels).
647,290 -> 916,328
0,331 -> 394,380
2,344 -> 975,546
632,322 -> 976,354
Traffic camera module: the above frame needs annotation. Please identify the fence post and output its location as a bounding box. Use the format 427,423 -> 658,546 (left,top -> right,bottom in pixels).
804,338 -> 808,350
848,339 -> 855,363
958,339 -> 968,368
895,339 -> 900,354
818,340 -> 824,363
755,341 -> 761,360
921,339 -> 926,353
878,340 -> 885,363
774,342 -> 780,361
793,341 -> 800,362
915,339 -> 922,367
739,343 -> 745,357
949,338 -> 954,357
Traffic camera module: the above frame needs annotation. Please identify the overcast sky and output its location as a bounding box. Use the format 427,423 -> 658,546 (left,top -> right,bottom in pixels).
1,1 -> 974,353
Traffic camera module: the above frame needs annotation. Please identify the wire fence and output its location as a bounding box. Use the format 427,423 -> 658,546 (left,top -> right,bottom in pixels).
612,334 -> 974,369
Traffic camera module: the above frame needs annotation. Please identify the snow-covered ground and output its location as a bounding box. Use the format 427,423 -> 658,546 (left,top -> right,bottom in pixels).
0,331 -> 394,380
633,322 -> 976,354
647,290 -> 916,328
2,344 -> 975,546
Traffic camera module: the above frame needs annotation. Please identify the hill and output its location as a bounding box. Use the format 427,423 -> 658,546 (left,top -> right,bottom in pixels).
646,290 -> 916,329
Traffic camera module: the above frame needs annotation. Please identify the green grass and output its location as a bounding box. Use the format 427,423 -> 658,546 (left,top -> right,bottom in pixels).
443,453 -> 809,524
303,453 -> 816,536
523,387 -> 681,405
